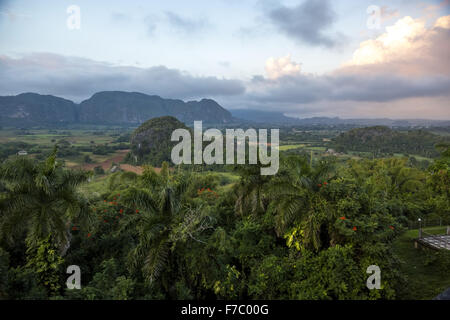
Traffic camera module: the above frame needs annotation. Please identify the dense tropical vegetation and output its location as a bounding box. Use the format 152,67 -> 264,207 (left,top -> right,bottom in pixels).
332,126 -> 446,158
0,140 -> 448,300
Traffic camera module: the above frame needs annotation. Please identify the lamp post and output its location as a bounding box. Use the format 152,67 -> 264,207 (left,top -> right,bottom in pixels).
418,218 -> 422,238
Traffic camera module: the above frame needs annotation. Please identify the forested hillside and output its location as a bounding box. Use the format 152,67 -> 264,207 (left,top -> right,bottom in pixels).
0,91 -> 234,127
128,116 -> 190,166
332,126 -> 448,158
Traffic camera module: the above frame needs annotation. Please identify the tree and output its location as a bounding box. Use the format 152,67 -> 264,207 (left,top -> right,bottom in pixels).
266,156 -> 335,250
120,162 -> 212,285
25,235 -> 64,295
234,163 -> 272,216
0,148 -> 91,252
84,154 -> 94,164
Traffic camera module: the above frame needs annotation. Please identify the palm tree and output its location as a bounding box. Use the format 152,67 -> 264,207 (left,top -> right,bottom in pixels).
120,163 -> 212,285
234,163 -> 272,216
370,158 -> 424,196
266,156 -> 335,250
0,148 -> 91,252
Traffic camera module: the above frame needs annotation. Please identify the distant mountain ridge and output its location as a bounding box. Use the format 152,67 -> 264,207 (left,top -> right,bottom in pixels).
0,91 -> 234,126
230,109 -> 450,127
230,109 -> 300,124
1,92 -> 449,128
0,93 -> 79,126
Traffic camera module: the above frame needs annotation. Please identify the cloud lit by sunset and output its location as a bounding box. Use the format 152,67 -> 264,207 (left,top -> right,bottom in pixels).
0,0 -> 449,119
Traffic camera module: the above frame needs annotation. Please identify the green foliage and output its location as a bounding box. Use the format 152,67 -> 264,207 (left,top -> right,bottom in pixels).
332,126 -> 448,158
5,266 -> 47,300
83,155 -> 94,164
130,116 -> 190,166
0,148 -> 91,248
0,143 -> 448,300
0,142 -> 34,161
392,227 -> 450,299
25,236 -> 64,295
74,258 -> 134,300
0,247 -> 10,299
93,166 -> 105,175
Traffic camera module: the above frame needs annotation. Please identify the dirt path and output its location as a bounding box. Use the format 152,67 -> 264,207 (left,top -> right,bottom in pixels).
81,150 -> 160,175
82,149 -> 129,171
119,164 -> 144,174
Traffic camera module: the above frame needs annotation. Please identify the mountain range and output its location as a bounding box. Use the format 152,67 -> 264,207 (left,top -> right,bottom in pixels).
230,110 -> 450,127
1,91 -> 449,127
0,91 -> 234,126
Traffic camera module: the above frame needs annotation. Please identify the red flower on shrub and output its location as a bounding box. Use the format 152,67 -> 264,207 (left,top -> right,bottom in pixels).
339,216 -> 346,220
318,184 -> 322,187
324,182 -> 328,185
136,209 -> 139,213
87,233 -> 91,238
119,209 -> 123,213
389,226 -> 395,230
352,226 -> 357,231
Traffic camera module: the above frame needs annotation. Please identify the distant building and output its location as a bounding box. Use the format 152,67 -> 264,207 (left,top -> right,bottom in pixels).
326,148 -> 340,156
17,150 -> 28,156
110,165 -> 119,173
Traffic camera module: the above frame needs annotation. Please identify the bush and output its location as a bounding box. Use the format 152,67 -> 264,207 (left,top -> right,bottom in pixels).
94,166 -> 105,175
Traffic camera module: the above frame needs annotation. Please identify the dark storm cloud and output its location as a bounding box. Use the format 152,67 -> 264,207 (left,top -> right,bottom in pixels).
267,0 -> 341,47
329,74 -> 450,102
0,53 -> 245,102
247,72 -> 450,105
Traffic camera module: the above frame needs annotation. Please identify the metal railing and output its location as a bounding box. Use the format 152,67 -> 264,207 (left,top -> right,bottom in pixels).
409,218 -> 450,230
418,230 -> 450,250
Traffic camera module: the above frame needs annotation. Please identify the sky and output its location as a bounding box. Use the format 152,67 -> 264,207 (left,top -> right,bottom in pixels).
0,0 -> 449,119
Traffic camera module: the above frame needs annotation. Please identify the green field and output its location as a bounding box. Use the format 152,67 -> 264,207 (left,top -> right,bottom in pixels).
279,144 -> 305,151
0,128 -> 131,169
393,226 -> 450,300
0,129 -> 121,146
393,153 -> 432,162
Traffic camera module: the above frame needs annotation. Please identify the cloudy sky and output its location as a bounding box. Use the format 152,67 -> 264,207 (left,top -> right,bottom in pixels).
0,0 -> 449,119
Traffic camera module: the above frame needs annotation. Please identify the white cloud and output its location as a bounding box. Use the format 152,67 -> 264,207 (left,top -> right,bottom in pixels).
435,14 -> 450,28
238,15 -> 450,119
265,54 -> 301,79
345,16 -> 428,66
343,15 -> 450,76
